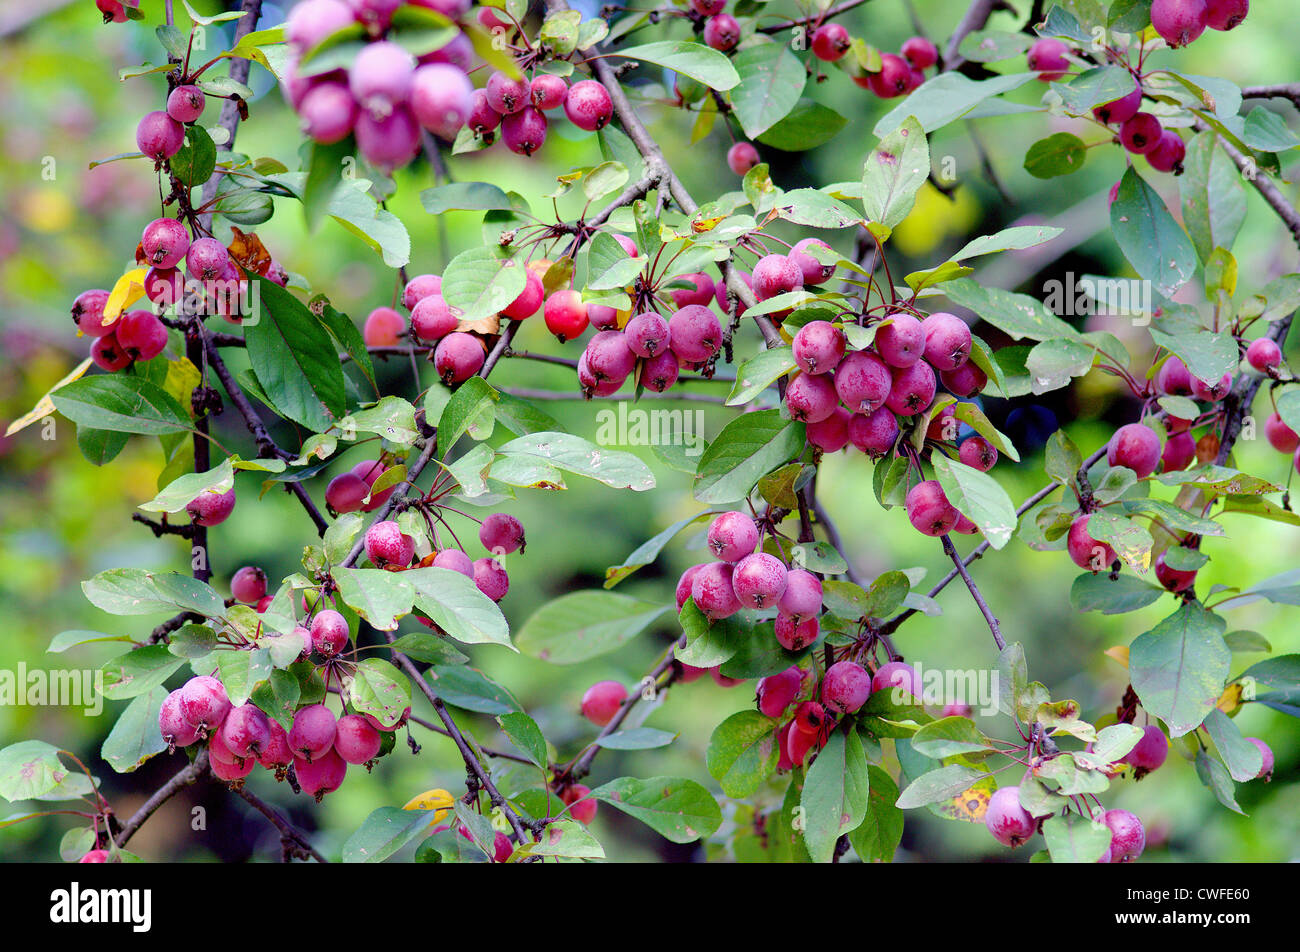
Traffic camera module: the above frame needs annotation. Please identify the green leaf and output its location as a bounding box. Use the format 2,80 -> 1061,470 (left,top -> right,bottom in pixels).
48,630 -> 136,654
437,376 -> 498,457
441,246 -> 526,322
873,71 -> 1037,136
949,225 -> 1064,262
100,646 -> 184,701
932,455 -> 1017,549
730,42 -> 806,138
0,742 -> 92,802
1242,107 -> 1300,154
520,818 -> 605,859
1070,572 -> 1164,614
1179,131 -> 1247,266
348,658 -> 412,729
597,728 -> 677,750
496,432 -> 655,491
342,807 -> 437,862
332,568 -> 413,631
896,764 -> 985,808
425,665 -> 520,715
406,567 -> 514,649
706,711 -> 780,798
910,716 -> 991,759
497,712 -> 548,767
848,765 -> 903,862
251,669 -> 300,730
590,776 -> 722,843
801,729 -> 870,863
693,410 -> 805,504
170,125 -> 217,189
612,41 -> 740,91
52,375 -> 192,436
756,100 -> 847,151
861,116 -> 929,230
1130,602 -> 1230,737
102,688 -> 169,773
139,457 -> 234,514
604,512 -> 714,588
1023,132 -> 1087,178
1110,166 -> 1197,299
727,347 -> 795,405
1202,709 -> 1263,782
82,568 -> 224,618
1043,813 -> 1112,863
317,304 -> 376,388
1195,749 -> 1244,814
516,590 -> 666,664
1051,65 -> 1137,113
386,631 -> 468,666
421,181 -> 513,214
942,279 -> 1079,342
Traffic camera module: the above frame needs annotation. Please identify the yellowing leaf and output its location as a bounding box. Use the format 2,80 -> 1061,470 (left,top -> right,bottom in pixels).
105,268 -> 149,324
5,357 -> 95,436
1216,682 -> 1242,715
403,787 -> 455,826
1104,646 -> 1129,668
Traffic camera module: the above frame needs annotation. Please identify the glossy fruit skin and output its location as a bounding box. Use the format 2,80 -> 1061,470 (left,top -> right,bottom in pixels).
906,480 -> 958,536
1150,0 -> 1208,47
872,660 -> 921,698
642,348 -> 680,392
751,254 -> 803,301
1101,809 -> 1145,862
289,704 -> 337,761
778,569 -> 822,621
1265,413 -> 1299,453
726,141 -> 759,175
807,407 -> 851,452
1026,38 -> 1069,80
1122,724 -> 1170,772
365,520 -> 416,568
295,749 -> 347,799
1067,514 -> 1117,571
1156,355 -> 1194,395
901,36 -> 939,69
434,332 -> 486,384
473,557 -> 510,601
703,13 -> 740,51
1192,372 -> 1232,402
141,217 -> 191,269
115,310 -> 169,361
731,552 -> 788,609
875,313 -> 924,368
136,110 -> 185,160
564,79 -> 614,131
959,436 -> 997,472
502,107 -> 548,155
187,487 -> 236,527
669,272 -> 715,309
310,609 -> 350,656
775,612 -> 819,650
80,849 -> 110,863
1161,430 -> 1196,472
286,0 -> 356,53
486,71 -> 529,115
212,752 -> 256,782
543,290 -> 589,342
1246,737 -> 1273,779
581,680 -> 628,726
563,784 -> 598,824
585,330 -> 636,383
363,306 -> 405,347
469,90 -> 502,133
790,237 -> 836,286
675,564 -> 707,612
1205,0 -> 1248,30
1247,338 -> 1282,373
835,350 -> 892,413
529,73 -> 568,111
811,23 -> 851,61
668,305 -> 723,362
691,561 -> 742,620
690,0 -> 726,14
784,372 -> 839,423
219,703 -> 271,759
868,53 -> 912,97
355,105 -> 421,171
230,566 -> 267,604
757,666 -> 804,718
985,787 -> 1036,847
847,408 -> 899,457
1093,82 -> 1142,125
90,335 -> 130,371
1120,113 -> 1163,154
707,511 -> 759,562
179,675 -> 231,732
941,362 -> 987,398
334,714 -> 382,764
502,269 -> 544,320
786,720 -> 818,767
411,294 -> 458,341
620,312 -> 668,359
325,472 -> 369,514
73,289 -> 115,337
403,274 -> 442,310
430,549 -> 473,578
349,41 -> 415,119
411,63 -> 474,139
186,236 -> 230,282
258,718 -> 293,769
921,312 -> 971,371
159,690 -> 200,748
821,661 -> 872,714
1108,422 -> 1162,478
886,360 -> 936,416
479,512 -> 525,554
1147,130 -> 1186,173
1154,552 -> 1197,592
792,321 -> 846,375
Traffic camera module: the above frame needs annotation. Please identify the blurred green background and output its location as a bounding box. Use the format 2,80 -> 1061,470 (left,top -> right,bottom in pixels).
0,0 -> 1297,862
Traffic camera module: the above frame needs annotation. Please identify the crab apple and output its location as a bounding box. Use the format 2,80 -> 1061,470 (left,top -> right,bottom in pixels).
72,289 -> 114,337
779,569 -> 823,621
901,35 -> 939,69
921,312 -> 971,371
1161,430 -> 1196,472
470,514 -> 523,558
80,849 -> 110,863
757,666 -> 804,718
1026,38 -> 1070,81
585,330 -> 637,383
1150,0 -> 1208,47
230,566 -> 267,604
875,314 -> 924,368
208,721 -> 244,766
886,360 -> 937,416
1246,738 -> 1273,779
365,520 -> 415,568
256,719 -> 292,770
363,305 -> 404,347
715,667 -> 748,687
1067,514 -> 1117,571
707,510 -> 760,562
690,0 -> 726,13
434,331 -> 486,384
786,720 -> 818,767
1156,355 -> 1194,395
906,480 -> 958,536
667,305 -> 723,362
610,234 -> 639,258
752,254 -> 803,302
578,305 -> 614,334
159,690 -> 200,748
1120,113 -> 1163,154
468,90 -> 501,134
432,548 -> 474,578
791,321 -> 846,375
403,273 -> 441,310
544,290 -> 589,341
1122,724 -> 1170,772
473,557 -> 510,600
255,596 -> 273,613
790,702 -> 826,737
115,309 -> 168,361
186,236 -> 230,282
811,22 -> 851,61
485,70 -> 529,115
986,787 -> 1036,847
136,110 -> 185,160
789,238 -> 836,287
502,106 -> 548,155
1266,413 -> 1299,452
286,0 -> 355,53
835,350 -> 891,413
581,680 -> 628,726
957,436 -> 997,472
1147,130 -> 1186,173
524,74 -> 566,113
410,294 -> 458,341
1247,337 -> 1282,373
808,406 -> 851,452
703,13 -> 740,51
563,784 -> 598,824
727,141 -> 760,176
623,312 -> 672,359
89,334 -> 129,372
187,486 -> 235,527
821,661 -> 872,714
325,472 -> 369,514
865,53 -> 911,97
295,82 -> 355,144
333,714 -> 382,765
141,217 -> 190,270
1192,372 -> 1231,402
179,675 -> 231,732
941,362 -> 987,398
289,704 -> 337,761
784,372 -> 839,424
953,512 -> 979,535
578,354 -> 622,397
219,703 -> 271,759
564,79 -> 614,131
872,660 -> 921,699
1093,82 -> 1142,125
847,407 -> 900,457
502,269 -> 543,320
310,609 -> 350,656
675,564 -> 707,612
1205,0 -> 1248,30
144,267 -> 183,308
668,272 -> 714,310
355,105 -> 421,171
775,612 -> 819,651
642,349 -> 680,392
408,65 -> 473,139
211,753 -> 256,783
691,561 -> 743,619
1154,551 -> 1197,592
97,0 -> 127,23
295,749 -> 347,799
732,552 -> 788,609
364,706 -> 410,732
1108,422 -> 1162,477
1101,809 -> 1146,862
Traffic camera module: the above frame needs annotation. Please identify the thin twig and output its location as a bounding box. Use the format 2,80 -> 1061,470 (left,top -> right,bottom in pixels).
114,751 -> 209,848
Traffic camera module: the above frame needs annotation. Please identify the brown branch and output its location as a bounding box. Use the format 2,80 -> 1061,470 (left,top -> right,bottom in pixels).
407,714 -> 537,765
234,785 -> 328,862
114,750 -> 209,849
1242,85 -> 1300,109
941,534 -> 1005,650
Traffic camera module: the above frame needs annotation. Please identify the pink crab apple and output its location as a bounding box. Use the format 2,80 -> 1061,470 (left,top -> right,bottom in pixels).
1156,355 -> 1194,395
1192,372 -> 1232,402
529,74 -> 568,111
334,714 -> 382,764
1122,724 -> 1170,773
775,612 -> 819,650
310,609 -> 350,656
563,784 -> 598,824
778,569 -> 822,621
811,23 -> 851,62
355,105 -> 421,171
675,563 -> 707,612
502,107 -> 548,155
485,71 -> 528,115
230,566 -> 267,604
921,312 -> 971,371
141,217 -> 190,269
187,486 -> 236,527
847,408 -> 899,457
179,675 -> 231,733
285,0 -> 355,54
186,236 -> 230,282
726,142 -> 759,176
1205,0 -> 1248,30
691,561 -> 743,619
411,294 -> 458,341
1093,82 -> 1142,125
502,269 -> 544,320
136,110 -> 185,160
91,335 -> 130,371
1246,738 -> 1273,780
1108,422 -> 1162,477
1150,0 -> 1208,47
258,719 -> 293,770
792,320 -> 846,375
1101,809 -> 1146,862
821,661 -> 872,714
159,689 -> 200,749
349,41 -> 415,119
985,787 -> 1036,847
1265,413 -> 1299,452
669,272 -> 715,309
707,511 -> 759,563
1120,113 -> 1163,155
835,350 -> 892,413
581,680 -> 628,726
703,13 -> 740,52
731,552 -> 788,609
752,254 -> 803,302
363,306 -> 405,347
295,749 -> 347,800
875,313 -> 925,368
564,79 -> 614,131
1147,130 -> 1186,173
1067,514 -> 1117,571
790,238 -> 836,286
784,372 -> 839,423
872,660 -> 921,699
219,703 -> 271,759
623,312 -> 671,358
115,310 -> 168,361
473,557 -> 509,601
468,90 -> 501,134
667,305 -> 722,362
867,53 -> 913,98
1154,552 -> 1197,592
901,36 -> 939,69
642,349 -> 680,392
289,704 -> 337,762
793,701 -> 827,736
432,548 -> 474,577
585,330 -> 637,382
1161,430 -> 1196,472
757,666 -> 804,718
365,520 -> 415,568
906,480 -> 958,536
403,274 -> 441,310
543,290 -> 588,341
80,849 -> 110,863
786,720 -> 818,767
1247,338 -> 1282,373
959,436 -> 998,472
211,752 -> 256,783
886,360 -> 937,416
690,0 -> 726,14
96,0 -> 127,23
72,289 -> 114,337
1026,38 -> 1069,81
941,362 -> 987,398
479,512 -> 525,554
434,332 -> 486,384
411,63 -> 474,139
808,406 -> 851,452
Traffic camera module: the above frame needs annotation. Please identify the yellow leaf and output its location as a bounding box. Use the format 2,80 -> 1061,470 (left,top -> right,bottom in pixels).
1216,682 -> 1242,715
1104,646 -> 1129,668
403,787 -> 455,826
5,357 -> 95,437
104,268 -> 149,326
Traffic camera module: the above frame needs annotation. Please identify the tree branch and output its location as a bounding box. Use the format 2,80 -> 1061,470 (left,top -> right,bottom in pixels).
941,534 -> 1005,650
234,785 -> 328,862
113,750 -> 209,849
